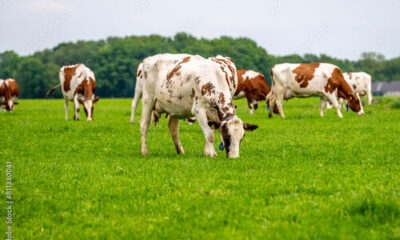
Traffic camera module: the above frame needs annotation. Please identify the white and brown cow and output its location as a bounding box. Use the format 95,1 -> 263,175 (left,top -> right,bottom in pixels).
0,79 -> 19,111
46,64 -> 99,121
343,72 -> 373,105
268,63 -> 364,118
234,69 -> 279,114
325,72 -> 372,111
139,53 -> 257,158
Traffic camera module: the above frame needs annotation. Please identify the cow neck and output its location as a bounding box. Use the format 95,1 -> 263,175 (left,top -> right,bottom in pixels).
83,78 -> 94,100
2,83 -> 12,102
338,75 -> 355,100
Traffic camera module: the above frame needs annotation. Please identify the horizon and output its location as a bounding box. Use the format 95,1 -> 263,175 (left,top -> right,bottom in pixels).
1,0 -> 399,60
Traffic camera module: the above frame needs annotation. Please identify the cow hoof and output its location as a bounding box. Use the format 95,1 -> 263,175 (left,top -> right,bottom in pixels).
141,149 -> 148,156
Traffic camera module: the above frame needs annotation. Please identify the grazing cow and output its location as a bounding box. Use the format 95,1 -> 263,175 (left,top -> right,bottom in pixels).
46,64 -> 100,121
268,63 -> 364,118
140,53 -> 257,158
0,79 -> 19,111
325,72 -> 373,110
234,69 -> 279,114
344,72 -> 373,104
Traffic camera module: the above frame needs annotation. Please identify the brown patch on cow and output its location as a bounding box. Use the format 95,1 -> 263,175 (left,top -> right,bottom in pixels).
62,64 -> 80,92
7,79 -> 19,97
220,66 -> 230,86
292,63 -> 320,88
74,77 -> 96,100
325,77 -> 336,94
167,56 -> 191,80
201,82 -> 215,96
352,84 -> 357,90
211,57 -> 236,89
0,81 -> 12,103
218,92 -> 225,104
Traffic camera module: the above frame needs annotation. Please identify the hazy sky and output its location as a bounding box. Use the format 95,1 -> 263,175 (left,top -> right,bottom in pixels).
1,0 -> 399,60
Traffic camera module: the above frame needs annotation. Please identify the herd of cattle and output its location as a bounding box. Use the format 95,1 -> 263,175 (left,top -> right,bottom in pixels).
1,53 -> 373,158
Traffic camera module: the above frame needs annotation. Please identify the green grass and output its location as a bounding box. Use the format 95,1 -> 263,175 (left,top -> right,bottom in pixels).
1,97 -> 400,239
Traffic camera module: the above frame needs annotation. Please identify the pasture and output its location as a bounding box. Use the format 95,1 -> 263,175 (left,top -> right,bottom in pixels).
1,97 -> 400,239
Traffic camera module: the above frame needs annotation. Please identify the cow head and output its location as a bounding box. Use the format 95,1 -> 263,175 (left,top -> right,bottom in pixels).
1,83 -> 17,112
219,116 -> 258,158
339,90 -> 363,116
78,96 -> 100,121
347,94 -> 364,116
4,100 -> 18,112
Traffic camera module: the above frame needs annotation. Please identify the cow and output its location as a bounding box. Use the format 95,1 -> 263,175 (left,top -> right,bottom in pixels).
343,72 -> 373,105
325,71 -> 373,110
139,53 -> 258,158
46,64 -> 100,121
267,63 -> 364,118
234,69 -> 279,114
0,79 -> 19,111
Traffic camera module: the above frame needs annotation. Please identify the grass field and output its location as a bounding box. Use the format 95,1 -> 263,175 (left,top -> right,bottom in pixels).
1,97 -> 400,239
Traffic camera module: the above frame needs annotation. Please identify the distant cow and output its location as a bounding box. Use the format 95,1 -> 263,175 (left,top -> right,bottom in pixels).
46,64 -> 100,121
0,79 -> 19,111
344,72 -> 373,104
325,72 -> 372,111
268,63 -> 364,118
234,69 -> 279,114
140,53 -> 257,158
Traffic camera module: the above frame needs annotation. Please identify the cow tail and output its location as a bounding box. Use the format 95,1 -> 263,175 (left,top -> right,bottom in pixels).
45,83 -> 61,97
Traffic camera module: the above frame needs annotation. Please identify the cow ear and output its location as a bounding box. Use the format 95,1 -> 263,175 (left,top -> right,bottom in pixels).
243,123 -> 258,131
93,96 -> 100,103
78,98 -> 84,104
208,121 -> 220,129
13,101 -> 18,105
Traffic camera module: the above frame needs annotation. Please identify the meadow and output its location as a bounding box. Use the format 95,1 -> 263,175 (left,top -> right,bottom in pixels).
1,97 -> 400,239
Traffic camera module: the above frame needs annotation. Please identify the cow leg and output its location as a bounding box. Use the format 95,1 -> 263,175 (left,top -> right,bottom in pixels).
267,89 -> 277,118
276,90 -> 285,118
73,95 -> 80,120
339,98 -> 344,108
140,96 -> 155,156
195,108 -> 217,157
367,89 -> 373,105
168,116 -> 185,155
64,97 -> 69,121
326,102 -> 333,109
130,88 -> 142,124
320,98 -> 325,117
327,95 -> 343,118
356,93 -> 364,112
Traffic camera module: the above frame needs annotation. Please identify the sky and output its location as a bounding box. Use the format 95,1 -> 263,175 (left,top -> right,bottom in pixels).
0,0 -> 399,60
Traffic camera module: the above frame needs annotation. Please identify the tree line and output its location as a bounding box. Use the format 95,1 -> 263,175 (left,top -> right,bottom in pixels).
0,32 -> 399,99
